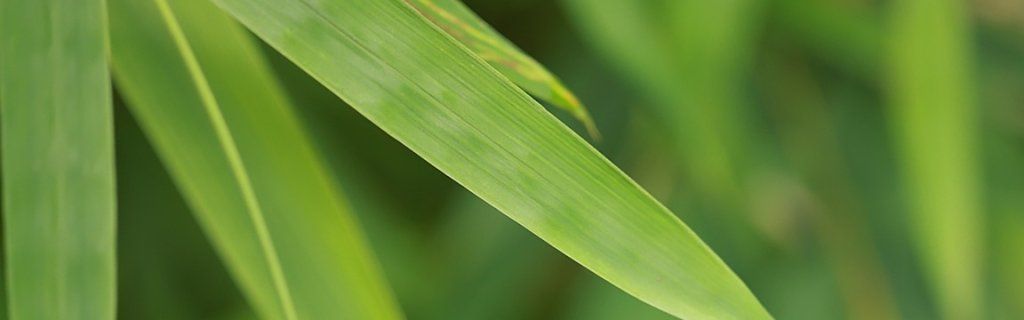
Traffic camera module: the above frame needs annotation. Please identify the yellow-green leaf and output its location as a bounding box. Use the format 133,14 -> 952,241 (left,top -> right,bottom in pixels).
404,0 -> 598,138
209,0 -> 771,318
888,0 -> 983,318
108,0 -> 401,318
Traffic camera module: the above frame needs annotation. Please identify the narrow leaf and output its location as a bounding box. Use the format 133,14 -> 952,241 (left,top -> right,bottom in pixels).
210,0 -> 771,318
404,0 -> 598,138
0,0 -> 117,318
888,0 -> 984,318
107,0 -> 401,318
153,0 -> 297,317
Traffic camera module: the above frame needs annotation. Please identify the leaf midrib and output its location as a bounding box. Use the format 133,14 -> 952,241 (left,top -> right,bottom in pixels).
151,1 -> 298,319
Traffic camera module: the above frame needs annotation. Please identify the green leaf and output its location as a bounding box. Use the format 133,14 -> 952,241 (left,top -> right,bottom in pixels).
107,0 -> 401,318
209,0 -> 771,318
403,0 -> 598,138
888,0 -> 983,318
0,0 -> 117,319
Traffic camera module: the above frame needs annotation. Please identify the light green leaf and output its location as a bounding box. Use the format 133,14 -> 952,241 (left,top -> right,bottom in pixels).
0,0 -> 117,318
403,0 -> 598,138
888,0 -> 983,318
209,0 -> 771,318
107,0 -> 401,318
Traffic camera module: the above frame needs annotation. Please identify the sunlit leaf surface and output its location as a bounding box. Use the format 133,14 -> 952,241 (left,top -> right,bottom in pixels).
209,0 -> 771,318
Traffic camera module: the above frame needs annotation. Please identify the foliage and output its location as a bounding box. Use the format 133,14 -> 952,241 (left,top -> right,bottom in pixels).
3,0 -> 1022,319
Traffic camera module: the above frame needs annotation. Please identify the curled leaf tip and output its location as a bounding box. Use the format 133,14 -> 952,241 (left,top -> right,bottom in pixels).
407,0 -> 599,139
554,86 -> 600,140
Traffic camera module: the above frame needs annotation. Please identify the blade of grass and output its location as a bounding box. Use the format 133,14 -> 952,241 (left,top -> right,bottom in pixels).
152,1 -> 297,317
209,0 -> 771,318
888,0 -> 984,318
107,0 -> 401,318
404,0 -> 597,137
0,0 -> 117,319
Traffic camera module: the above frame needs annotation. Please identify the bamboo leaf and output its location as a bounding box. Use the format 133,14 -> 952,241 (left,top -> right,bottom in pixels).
209,0 -> 771,318
404,0 -> 598,138
153,1 -> 298,317
0,0 -> 117,318
888,0 -> 983,318
107,0 -> 401,318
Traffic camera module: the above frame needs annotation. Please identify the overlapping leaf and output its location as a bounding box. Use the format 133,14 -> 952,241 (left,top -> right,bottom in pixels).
405,0 -> 597,137
107,0 -> 401,318
208,0 -> 771,318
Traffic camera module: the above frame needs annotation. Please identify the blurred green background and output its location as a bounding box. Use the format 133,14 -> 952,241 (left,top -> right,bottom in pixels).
109,0 -> 1023,318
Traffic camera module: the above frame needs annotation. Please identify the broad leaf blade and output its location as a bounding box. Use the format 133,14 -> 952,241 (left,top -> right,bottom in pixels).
107,0 -> 401,318
210,0 -> 771,318
0,0 -> 117,318
404,0 -> 598,137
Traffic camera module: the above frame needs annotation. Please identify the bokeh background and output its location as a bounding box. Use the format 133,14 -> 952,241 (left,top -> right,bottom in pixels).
111,0 -> 1023,318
